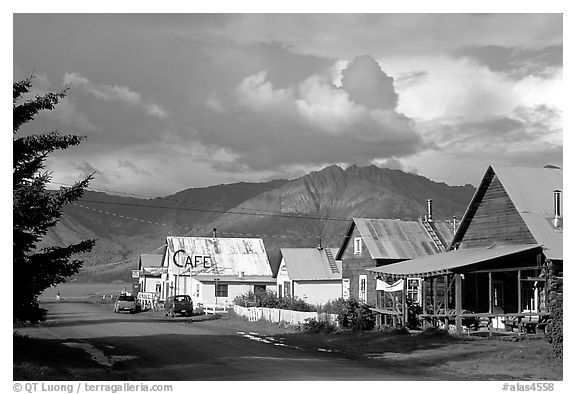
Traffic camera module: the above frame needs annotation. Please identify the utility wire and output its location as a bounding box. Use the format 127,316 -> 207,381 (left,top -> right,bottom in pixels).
72,202 -> 348,241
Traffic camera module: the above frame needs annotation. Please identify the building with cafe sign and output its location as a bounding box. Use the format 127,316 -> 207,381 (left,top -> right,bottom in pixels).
160,236 -> 276,307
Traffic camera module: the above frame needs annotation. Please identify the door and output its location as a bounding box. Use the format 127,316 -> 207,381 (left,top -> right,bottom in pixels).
493,280 -> 504,313
359,275 -> 367,303
342,279 -> 350,300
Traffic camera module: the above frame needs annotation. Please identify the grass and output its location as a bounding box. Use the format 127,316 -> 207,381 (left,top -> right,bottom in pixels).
270,328 -> 562,380
13,333 -> 118,381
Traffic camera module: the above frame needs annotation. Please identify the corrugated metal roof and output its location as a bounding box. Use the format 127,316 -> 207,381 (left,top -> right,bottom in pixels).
164,236 -> 272,277
492,166 -> 563,260
280,248 -> 342,281
354,218 -> 455,260
368,244 -> 541,277
139,253 -> 164,269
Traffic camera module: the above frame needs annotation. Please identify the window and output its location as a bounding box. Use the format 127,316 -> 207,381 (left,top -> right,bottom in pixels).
216,283 -> 228,297
353,237 -> 363,255
406,278 -> 422,305
254,284 -> 266,295
359,275 -> 367,303
284,281 -> 291,299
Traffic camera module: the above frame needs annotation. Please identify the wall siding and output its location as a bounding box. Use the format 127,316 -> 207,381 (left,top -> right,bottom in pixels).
459,175 -> 536,248
293,280 -> 342,306
340,226 -> 396,306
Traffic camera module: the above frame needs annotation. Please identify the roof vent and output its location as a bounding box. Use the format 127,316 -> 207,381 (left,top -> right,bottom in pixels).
553,190 -> 562,228
238,271 -> 245,278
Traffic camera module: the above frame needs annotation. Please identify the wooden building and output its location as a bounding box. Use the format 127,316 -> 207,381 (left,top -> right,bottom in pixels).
138,252 -> 165,295
160,236 -> 276,307
336,213 -> 455,307
276,247 -> 341,306
369,165 -> 563,334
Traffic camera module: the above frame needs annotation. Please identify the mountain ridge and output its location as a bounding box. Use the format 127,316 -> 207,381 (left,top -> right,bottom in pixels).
42,165 -> 476,282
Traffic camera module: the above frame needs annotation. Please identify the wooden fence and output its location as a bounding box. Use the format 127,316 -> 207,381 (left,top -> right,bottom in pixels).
233,305 -> 338,326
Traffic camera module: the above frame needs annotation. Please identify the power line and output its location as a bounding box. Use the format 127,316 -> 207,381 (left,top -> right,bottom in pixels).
76,198 -> 353,222
50,181 -> 336,220
72,203 -> 348,241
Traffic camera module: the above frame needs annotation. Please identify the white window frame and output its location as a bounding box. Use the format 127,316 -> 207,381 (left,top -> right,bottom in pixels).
359,275 -> 368,303
353,237 -> 363,255
406,277 -> 422,305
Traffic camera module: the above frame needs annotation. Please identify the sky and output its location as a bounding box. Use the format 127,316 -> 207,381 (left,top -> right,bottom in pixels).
12,13 -> 563,196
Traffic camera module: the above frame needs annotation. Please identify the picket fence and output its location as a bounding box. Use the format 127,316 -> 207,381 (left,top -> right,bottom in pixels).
233,305 -> 338,326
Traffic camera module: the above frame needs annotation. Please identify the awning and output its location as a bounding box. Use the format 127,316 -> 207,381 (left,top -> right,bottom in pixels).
368,244 -> 541,278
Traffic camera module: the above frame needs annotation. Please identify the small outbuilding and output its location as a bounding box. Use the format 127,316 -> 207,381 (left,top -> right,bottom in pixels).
138,251 -> 165,295
276,247 -> 341,306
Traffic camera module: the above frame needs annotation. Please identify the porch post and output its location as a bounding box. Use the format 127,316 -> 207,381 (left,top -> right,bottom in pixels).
455,273 -> 462,335
432,277 -> 438,327
443,275 -> 449,330
517,270 -> 522,314
421,277 -> 427,329
488,272 -> 493,314
403,277 -> 408,327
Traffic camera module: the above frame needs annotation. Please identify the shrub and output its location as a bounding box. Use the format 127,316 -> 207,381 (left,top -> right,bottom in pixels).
333,298 -> 375,331
419,327 -> 450,338
300,318 -> 336,333
233,290 -> 315,312
378,325 -> 410,335
318,297 -> 348,314
406,299 -> 423,329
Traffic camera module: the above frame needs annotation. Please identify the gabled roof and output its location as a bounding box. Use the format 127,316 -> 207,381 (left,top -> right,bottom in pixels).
452,165 -> 562,260
280,248 -> 341,281
368,244 -> 541,278
139,252 -> 164,270
336,218 -> 455,260
163,236 -> 272,276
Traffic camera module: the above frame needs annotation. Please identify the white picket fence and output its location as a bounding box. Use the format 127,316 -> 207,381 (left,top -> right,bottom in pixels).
203,303 -> 229,315
233,305 -> 338,326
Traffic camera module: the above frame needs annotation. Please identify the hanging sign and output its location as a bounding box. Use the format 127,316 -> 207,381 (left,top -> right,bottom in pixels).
377,279 -> 404,292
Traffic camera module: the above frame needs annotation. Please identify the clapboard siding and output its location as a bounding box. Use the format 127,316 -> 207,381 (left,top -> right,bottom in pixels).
459,175 -> 536,248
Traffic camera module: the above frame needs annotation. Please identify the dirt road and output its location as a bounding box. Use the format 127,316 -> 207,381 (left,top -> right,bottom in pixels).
16,301 -> 446,380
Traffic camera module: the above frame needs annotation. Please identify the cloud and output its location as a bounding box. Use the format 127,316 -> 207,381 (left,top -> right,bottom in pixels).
341,55 -> 398,110
193,55 -> 424,171
452,45 -> 562,79
63,72 -> 167,119
384,55 -> 562,122
415,104 -> 562,167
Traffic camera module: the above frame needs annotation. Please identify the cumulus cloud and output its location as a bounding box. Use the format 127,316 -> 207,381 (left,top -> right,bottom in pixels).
63,72 -> 167,119
341,55 -> 398,110
198,55 -> 425,170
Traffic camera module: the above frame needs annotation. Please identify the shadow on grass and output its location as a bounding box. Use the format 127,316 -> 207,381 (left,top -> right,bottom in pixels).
13,333 -> 115,380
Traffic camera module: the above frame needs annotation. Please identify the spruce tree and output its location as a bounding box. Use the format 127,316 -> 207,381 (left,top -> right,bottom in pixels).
13,77 -> 96,323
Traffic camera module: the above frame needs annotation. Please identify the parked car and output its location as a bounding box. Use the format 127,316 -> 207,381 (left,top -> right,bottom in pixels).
114,294 -> 137,314
165,295 -> 194,317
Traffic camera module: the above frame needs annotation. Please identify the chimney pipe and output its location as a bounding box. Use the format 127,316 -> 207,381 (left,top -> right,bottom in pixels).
316,236 -> 323,250
212,228 -> 217,239
427,199 -> 433,222
453,216 -> 457,235
553,190 -> 562,228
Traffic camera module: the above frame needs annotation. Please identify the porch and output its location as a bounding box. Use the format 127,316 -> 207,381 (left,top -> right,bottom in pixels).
368,244 -> 553,335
